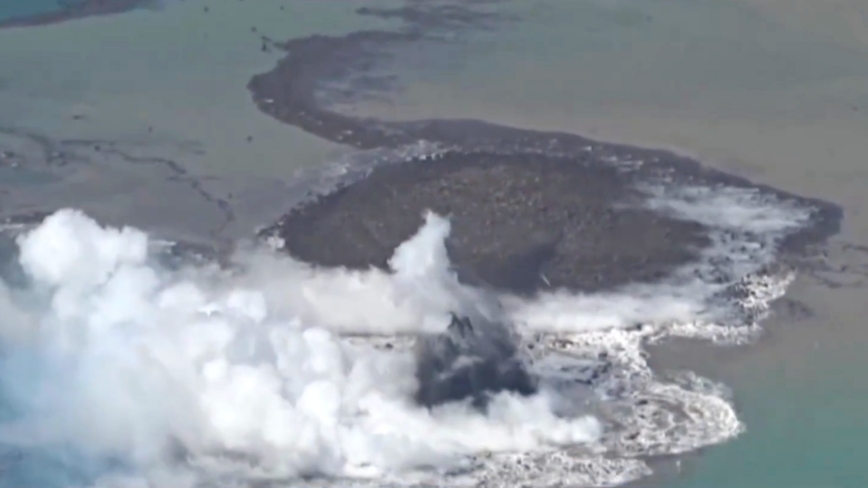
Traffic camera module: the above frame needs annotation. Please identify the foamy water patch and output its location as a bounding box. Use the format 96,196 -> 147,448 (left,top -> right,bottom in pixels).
502,184 -> 807,340
0,209 -> 605,488
0,174 -> 819,487
486,180 -> 815,478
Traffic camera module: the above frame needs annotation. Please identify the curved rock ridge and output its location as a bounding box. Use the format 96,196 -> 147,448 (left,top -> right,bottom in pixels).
248,2 -> 841,294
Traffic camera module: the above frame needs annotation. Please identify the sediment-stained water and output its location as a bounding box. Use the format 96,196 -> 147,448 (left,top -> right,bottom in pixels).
0,1 -> 865,487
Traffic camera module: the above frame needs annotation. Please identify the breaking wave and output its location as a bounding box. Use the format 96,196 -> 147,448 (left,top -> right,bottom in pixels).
0,176 -> 815,487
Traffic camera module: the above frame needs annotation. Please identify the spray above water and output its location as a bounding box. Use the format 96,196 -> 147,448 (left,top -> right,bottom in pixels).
0,181 -> 822,487
0,209 -> 602,488
414,312 -> 538,410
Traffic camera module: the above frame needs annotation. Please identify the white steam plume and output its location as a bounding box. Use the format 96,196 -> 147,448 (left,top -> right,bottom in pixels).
0,209 -> 600,487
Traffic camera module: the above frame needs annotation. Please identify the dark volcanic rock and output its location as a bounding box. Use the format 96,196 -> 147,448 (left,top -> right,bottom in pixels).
269,151 -> 710,294
249,0 -> 842,296
414,313 -> 537,409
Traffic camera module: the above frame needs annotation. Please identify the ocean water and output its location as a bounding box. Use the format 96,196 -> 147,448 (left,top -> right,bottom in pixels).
0,0 -> 74,22
1,1 -> 867,488
0,0 -> 399,241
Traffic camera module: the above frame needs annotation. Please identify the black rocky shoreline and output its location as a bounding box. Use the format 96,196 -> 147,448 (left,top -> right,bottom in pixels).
248,1 -> 842,296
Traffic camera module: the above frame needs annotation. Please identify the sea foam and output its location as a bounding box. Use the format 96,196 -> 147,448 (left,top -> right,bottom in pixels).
0,177 -> 813,487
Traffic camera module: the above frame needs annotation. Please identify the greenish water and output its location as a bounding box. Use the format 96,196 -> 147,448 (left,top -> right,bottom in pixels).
0,167 -> 59,185
0,0 -> 78,22
678,383 -> 864,487
670,342 -> 866,488
368,0 -> 868,125
671,284 -> 868,488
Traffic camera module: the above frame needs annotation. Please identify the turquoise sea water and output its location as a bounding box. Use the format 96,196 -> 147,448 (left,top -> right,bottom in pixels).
643,314 -> 868,488
670,314 -> 868,488
0,0 -> 77,22
677,383 -> 865,488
